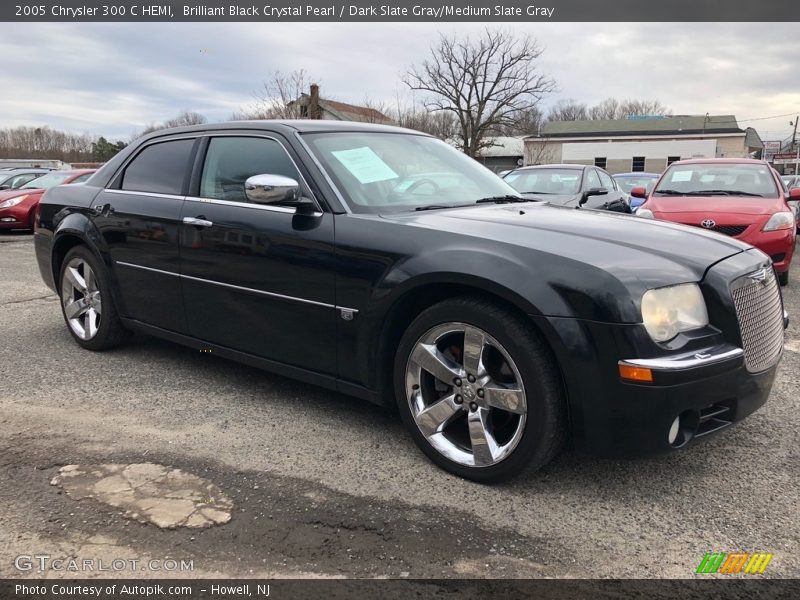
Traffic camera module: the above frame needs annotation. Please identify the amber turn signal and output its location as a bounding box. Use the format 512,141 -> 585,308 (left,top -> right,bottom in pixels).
618,363 -> 654,383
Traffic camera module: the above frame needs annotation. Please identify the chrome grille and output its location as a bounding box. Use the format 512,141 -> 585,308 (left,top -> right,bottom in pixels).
730,268 -> 784,373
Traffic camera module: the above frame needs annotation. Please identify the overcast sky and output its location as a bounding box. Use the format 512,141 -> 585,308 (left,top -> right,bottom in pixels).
1,22 -> 798,142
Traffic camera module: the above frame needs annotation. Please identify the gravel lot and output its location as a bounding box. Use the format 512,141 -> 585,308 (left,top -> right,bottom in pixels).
1,231 -> 798,580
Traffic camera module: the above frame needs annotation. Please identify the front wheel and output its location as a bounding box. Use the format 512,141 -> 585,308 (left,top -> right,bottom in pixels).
394,297 -> 566,482
59,245 -> 130,350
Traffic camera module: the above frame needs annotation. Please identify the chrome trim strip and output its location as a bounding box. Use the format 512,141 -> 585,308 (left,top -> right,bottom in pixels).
620,346 -> 744,371
104,189 -> 184,201
184,196 -> 297,215
116,261 -> 180,277
115,260 -> 357,314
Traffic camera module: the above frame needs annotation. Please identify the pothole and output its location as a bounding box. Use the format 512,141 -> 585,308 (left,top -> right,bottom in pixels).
50,463 -> 233,529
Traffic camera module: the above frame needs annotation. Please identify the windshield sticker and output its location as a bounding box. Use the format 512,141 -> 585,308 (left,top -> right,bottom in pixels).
670,171 -> 692,182
331,146 -> 399,184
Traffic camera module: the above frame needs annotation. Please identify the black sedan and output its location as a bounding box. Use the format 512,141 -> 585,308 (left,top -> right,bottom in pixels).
34,121 -> 787,482
503,164 -> 631,212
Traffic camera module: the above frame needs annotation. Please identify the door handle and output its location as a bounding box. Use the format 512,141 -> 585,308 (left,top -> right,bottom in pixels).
183,216 -> 213,228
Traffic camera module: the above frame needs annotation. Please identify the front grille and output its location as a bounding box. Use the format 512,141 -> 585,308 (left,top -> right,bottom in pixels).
712,225 -> 747,237
730,269 -> 784,372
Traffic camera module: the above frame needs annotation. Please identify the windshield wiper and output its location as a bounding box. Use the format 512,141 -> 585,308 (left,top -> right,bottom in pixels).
654,189 -> 686,195
475,195 -> 530,204
414,204 -> 469,211
687,189 -> 764,197
519,191 -> 553,195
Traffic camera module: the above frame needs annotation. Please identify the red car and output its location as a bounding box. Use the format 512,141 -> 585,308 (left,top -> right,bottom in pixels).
0,169 -> 95,231
632,159 -> 797,286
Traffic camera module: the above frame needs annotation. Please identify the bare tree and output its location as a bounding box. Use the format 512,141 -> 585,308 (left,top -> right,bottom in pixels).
490,105 -> 546,136
404,28 -> 555,158
134,110 -> 208,138
0,126 -> 95,162
232,69 -> 314,120
547,99 -> 589,122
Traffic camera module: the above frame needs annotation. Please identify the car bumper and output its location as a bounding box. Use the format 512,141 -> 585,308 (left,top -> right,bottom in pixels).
740,229 -> 795,273
0,205 -> 30,228
533,309 -> 786,459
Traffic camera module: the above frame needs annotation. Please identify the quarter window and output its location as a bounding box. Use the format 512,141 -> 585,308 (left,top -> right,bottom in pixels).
121,139 -> 194,195
631,156 -> 646,172
200,136 -> 300,203
597,170 -> 616,191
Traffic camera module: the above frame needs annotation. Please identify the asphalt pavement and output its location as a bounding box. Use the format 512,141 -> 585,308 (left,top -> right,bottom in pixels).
1,231 -> 798,579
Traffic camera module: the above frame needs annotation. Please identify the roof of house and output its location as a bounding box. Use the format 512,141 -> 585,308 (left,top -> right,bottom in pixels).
529,115 -> 744,139
292,94 -> 391,123
744,127 -> 764,150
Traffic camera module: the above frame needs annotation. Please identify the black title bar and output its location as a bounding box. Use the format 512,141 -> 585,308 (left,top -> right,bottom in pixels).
2,0 -> 799,22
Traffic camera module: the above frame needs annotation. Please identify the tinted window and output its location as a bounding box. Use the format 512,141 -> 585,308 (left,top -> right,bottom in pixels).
200,136 -> 300,203
122,139 -> 194,195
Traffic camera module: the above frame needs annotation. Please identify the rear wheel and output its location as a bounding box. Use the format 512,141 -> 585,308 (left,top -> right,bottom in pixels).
394,297 -> 566,482
59,246 -> 130,350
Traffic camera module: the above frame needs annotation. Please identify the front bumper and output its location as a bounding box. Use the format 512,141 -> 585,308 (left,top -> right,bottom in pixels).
740,228 -> 795,273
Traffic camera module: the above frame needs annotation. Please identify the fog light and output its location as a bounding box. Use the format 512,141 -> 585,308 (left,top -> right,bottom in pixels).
0,217 -> 15,222
668,416 -> 681,445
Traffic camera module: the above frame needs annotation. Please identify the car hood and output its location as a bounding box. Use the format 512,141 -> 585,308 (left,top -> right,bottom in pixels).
0,188 -> 41,201
647,195 -> 783,216
381,201 -> 752,289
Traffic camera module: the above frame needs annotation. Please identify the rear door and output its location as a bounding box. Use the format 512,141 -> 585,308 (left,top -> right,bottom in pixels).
91,136 -> 197,333
179,133 -> 337,375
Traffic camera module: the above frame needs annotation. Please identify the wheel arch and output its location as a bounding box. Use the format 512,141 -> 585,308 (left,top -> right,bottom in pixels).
369,275 -> 568,406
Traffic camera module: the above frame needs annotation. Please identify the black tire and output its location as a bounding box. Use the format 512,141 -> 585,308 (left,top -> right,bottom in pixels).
58,245 -> 130,350
393,296 -> 566,483
778,270 -> 789,287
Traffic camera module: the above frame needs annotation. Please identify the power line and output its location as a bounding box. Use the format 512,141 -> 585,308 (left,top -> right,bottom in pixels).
738,111 -> 799,123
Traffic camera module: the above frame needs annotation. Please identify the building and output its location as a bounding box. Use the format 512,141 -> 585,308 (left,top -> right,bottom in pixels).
0,158 -> 68,170
476,136 -> 525,173
289,84 -> 392,124
524,115 -> 764,174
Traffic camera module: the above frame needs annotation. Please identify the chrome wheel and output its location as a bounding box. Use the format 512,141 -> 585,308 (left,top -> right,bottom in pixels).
405,322 -> 527,468
61,257 -> 102,341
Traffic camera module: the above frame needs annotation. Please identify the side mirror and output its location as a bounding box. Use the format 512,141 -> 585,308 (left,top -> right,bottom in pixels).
629,186 -> 648,199
245,174 -> 300,205
789,188 -> 800,200
579,187 -> 608,206
0,185 -> 9,190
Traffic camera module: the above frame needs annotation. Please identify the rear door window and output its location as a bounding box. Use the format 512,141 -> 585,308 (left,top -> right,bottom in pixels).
121,139 -> 195,195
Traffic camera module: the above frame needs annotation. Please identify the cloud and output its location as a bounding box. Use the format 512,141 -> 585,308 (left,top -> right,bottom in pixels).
0,22 -> 797,142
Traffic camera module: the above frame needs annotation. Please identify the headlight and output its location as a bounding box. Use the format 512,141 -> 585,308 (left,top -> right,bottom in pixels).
0,195 -> 27,208
762,211 -> 794,232
637,208 -> 654,219
641,283 -> 709,342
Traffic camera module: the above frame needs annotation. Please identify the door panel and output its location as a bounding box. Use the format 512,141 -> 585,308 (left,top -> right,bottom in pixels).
92,190 -> 186,331
90,137 -> 195,333
180,135 -> 337,375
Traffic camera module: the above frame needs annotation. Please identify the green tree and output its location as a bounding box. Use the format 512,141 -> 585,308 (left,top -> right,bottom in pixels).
91,137 -> 127,162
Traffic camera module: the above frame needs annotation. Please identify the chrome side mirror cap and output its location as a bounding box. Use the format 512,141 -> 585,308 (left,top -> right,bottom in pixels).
245,174 -> 299,205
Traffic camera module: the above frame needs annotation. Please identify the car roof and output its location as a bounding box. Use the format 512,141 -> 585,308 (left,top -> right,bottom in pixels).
513,164 -> 586,171
138,119 -> 424,143
668,158 -> 768,166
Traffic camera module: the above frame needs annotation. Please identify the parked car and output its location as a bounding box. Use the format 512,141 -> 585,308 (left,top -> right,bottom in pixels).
0,168 -> 52,191
503,164 -> 631,212
634,159 -> 796,285
34,122 -> 786,482
0,170 -> 94,230
612,172 -> 660,211
780,175 -> 800,232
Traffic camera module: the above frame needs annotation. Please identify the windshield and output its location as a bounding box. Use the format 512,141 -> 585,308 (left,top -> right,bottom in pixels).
21,172 -> 72,189
653,163 -> 779,198
614,175 -> 657,193
504,168 -> 582,195
302,132 -> 518,213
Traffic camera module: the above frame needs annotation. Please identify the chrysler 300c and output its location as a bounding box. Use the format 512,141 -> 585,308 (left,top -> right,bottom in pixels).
34,121 -> 788,482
